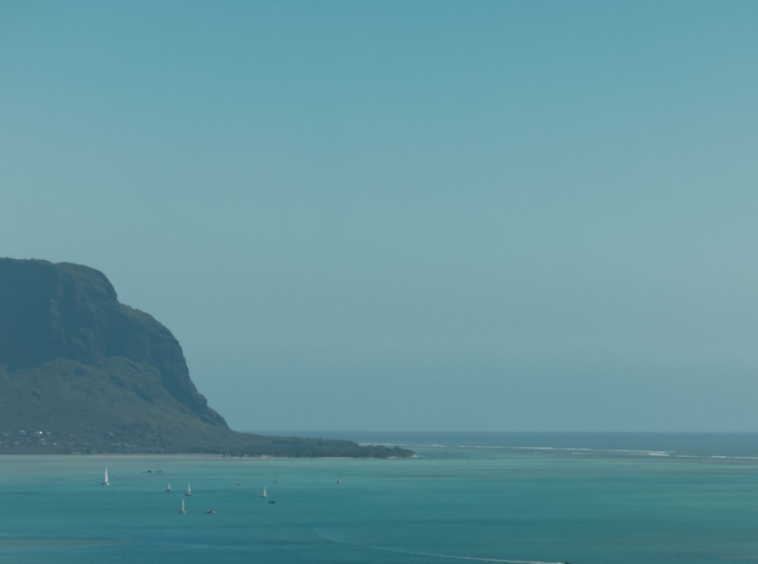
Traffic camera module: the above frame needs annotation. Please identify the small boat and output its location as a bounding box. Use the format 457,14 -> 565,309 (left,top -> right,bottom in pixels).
185,482 -> 193,497
205,509 -> 216,514
261,487 -> 268,498
166,482 -> 172,492
102,468 -> 110,486
180,499 -> 186,513
337,479 -> 342,484
236,481 -> 241,486
268,500 -> 276,504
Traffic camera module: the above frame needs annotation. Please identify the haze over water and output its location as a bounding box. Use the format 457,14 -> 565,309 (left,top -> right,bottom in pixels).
2,1 -> 758,432
2,2 -> 757,561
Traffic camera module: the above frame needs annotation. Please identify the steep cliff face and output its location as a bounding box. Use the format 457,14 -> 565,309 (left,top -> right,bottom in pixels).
0,258 -> 225,426
0,258 -> 412,457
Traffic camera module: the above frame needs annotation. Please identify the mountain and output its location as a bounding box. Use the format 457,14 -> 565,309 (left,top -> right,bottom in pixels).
0,258 -> 411,458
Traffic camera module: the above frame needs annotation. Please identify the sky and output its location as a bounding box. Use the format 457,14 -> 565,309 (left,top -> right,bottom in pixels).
1,0 -> 758,432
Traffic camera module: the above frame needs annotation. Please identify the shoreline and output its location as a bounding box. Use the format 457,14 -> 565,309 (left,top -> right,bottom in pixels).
0,452 -> 415,460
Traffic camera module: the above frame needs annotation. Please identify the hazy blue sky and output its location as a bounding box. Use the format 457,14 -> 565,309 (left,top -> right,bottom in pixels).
2,1 -> 757,432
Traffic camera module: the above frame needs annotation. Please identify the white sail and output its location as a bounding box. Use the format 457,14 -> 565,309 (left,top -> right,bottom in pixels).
102,468 -> 110,486
180,498 -> 185,513
262,486 -> 267,498
185,482 -> 192,496
167,482 -> 171,492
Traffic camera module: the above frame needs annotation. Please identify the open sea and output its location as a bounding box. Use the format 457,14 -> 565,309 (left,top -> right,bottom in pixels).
3,432 -> 758,563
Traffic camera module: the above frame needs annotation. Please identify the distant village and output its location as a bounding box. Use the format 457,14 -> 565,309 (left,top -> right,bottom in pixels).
0,429 -> 152,454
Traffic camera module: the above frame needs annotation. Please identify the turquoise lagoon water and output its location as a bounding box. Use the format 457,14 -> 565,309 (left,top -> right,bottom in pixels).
3,433 -> 758,563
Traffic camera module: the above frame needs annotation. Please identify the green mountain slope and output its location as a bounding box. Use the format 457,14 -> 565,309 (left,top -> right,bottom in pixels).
0,258 -> 411,458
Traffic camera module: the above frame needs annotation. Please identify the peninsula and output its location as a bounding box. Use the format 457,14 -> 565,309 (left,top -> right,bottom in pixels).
0,258 -> 411,458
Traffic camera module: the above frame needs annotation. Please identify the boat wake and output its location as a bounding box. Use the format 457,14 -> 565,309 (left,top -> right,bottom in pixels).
315,529 -> 563,564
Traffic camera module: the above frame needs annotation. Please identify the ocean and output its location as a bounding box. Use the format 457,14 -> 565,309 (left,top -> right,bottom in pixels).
2,432 -> 758,563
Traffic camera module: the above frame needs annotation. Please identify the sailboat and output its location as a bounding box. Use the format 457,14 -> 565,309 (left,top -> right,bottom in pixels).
261,487 -> 268,498
185,482 -> 192,497
180,499 -> 186,513
166,482 -> 172,492
337,478 -> 343,484
102,468 -> 110,486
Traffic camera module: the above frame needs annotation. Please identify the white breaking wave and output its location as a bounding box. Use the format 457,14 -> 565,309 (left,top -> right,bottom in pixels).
359,443 -> 450,448
459,445 -> 674,457
470,446 -> 598,453
361,440 -> 758,462
672,454 -> 758,461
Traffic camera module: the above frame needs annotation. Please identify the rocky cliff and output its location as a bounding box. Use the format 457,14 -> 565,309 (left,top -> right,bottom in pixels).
0,258 -> 225,426
0,258 -> 411,458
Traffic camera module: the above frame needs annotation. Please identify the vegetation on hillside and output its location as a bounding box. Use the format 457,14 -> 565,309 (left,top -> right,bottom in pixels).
0,259 -> 412,458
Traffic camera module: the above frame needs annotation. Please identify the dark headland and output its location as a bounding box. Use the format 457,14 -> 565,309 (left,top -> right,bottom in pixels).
0,258 -> 412,458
